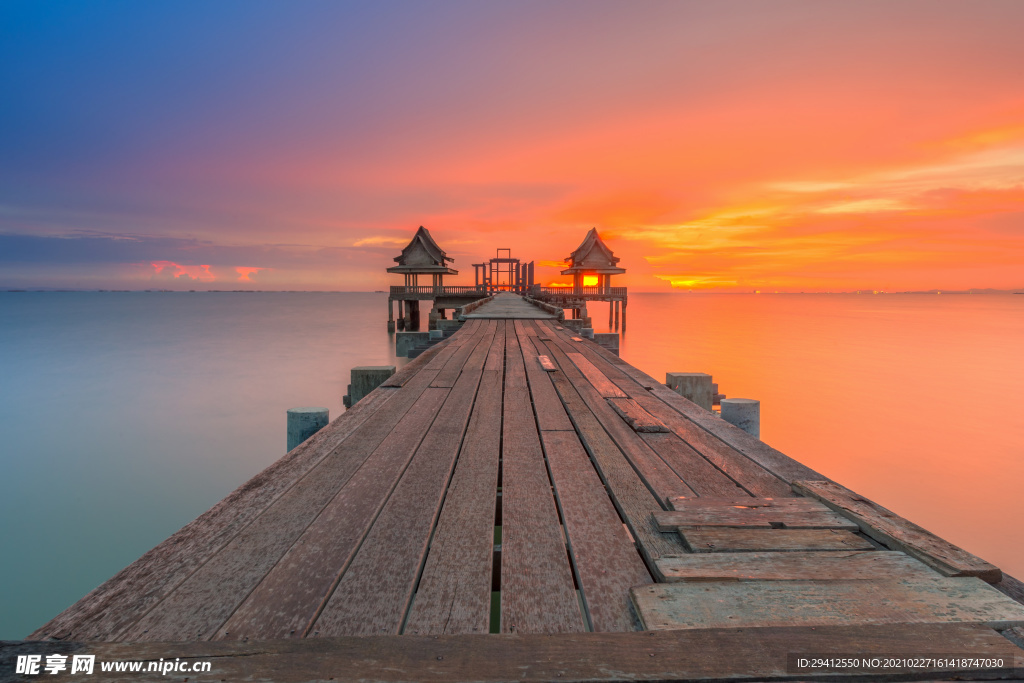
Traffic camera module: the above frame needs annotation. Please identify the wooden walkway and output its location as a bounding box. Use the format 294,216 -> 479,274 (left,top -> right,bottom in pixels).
462,291 -> 557,319
15,313 -> 1024,682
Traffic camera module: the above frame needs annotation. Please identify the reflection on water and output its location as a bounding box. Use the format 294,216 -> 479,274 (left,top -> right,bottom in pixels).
0,291 -> 1021,638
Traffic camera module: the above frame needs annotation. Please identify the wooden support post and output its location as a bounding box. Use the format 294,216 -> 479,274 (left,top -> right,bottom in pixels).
614,300 -> 619,330
409,300 -> 420,331
608,301 -> 613,329
622,298 -> 627,333
387,298 -> 395,333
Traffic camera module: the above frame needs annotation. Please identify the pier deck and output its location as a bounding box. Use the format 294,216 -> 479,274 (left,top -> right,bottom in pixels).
462,291 -> 557,319
11,309 -> 1024,682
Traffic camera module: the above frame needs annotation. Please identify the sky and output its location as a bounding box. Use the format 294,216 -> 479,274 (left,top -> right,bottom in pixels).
2,0 -> 1023,292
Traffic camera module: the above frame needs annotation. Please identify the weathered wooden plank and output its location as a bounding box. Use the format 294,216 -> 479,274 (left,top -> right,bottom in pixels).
7,623 -> 1021,682
537,353 -> 685,564
540,430 -> 651,632
653,551 -> 941,582
515,323 -> 574,432
403,323 -> 506,635
566,351 -> 628,398
639,432 -> 750,498
500,322 -> 584,633
541,340 -> 695,503
122,378 -> 451,642
630,577 -> 1024,631
536,323 -> 822,487
794,480 -> 1003,583
381,320 -> 480,387
678,527 -> 875,553
27,384 -> 401,642
606,397 -> 669,433
993,573 -> 1024,606
533,324 -> 793,499
310,323 -> 499,637
537,355 -> 556,371
669,496 -> 825,511
631,394 -> 794,498
618,362 -> 826,484
654,499 -> 859,530
430,319 -> 492,388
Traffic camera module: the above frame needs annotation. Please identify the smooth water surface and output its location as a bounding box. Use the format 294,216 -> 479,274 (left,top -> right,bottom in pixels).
0,292 -> 403,639
1,291 -> 1021,638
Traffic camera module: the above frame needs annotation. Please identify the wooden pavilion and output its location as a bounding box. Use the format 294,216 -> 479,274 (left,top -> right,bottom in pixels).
538,228 -> 628,330
386,226 -> 459,331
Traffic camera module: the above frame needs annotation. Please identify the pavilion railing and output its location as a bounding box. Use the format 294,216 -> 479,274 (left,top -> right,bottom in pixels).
390,285 -> 488,296
535,286 -> 628,297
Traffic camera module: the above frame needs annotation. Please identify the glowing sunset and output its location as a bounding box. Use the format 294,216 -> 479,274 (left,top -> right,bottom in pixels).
2,1 -> 1023,292
3,3 -> 1024,678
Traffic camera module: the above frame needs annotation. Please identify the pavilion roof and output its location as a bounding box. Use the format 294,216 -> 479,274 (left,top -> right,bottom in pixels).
388,226 -> 458,275
561,228 -> 626,275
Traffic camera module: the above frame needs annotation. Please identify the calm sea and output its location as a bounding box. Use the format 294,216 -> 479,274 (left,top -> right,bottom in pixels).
1,291 -> 1021,638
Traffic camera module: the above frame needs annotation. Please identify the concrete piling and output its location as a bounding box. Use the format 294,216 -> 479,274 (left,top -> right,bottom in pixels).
721,398 -> 760,438
286,407 -> 329,452
594,332 -> 619,355
396,331 -> 431,357
666,372 -> 714,410
344,366 -> 396,408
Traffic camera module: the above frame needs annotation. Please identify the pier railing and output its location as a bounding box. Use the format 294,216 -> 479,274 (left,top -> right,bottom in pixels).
535,286 -> 628,298
389,285 -> 628,299
390,285 -> 489,297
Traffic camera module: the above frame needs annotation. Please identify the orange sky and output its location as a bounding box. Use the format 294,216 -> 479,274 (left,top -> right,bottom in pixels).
2,2 -> 1023,291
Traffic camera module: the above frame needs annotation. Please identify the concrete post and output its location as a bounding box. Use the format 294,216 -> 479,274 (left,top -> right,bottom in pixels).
621,299 -> 627,333
346,366 -> 396,407
287,407 -> 329,452
721,398 -> 760,438
396,330 -> 431,357
666,372 -> 714,410
594,332 -> 619,354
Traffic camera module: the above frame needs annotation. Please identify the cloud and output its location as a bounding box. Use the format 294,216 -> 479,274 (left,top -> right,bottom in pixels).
352,236 -> 408,247
235,266 -> 267,281
151,261 -> 215,281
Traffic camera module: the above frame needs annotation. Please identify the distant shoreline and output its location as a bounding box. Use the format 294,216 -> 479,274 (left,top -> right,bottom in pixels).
4,288 -> 1024,295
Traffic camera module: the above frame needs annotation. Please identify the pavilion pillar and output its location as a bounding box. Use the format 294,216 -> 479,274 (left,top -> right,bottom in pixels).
408,300 -> 420,331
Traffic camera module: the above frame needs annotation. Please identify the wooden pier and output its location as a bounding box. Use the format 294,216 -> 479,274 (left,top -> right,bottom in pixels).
8,300 -> 1024,682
